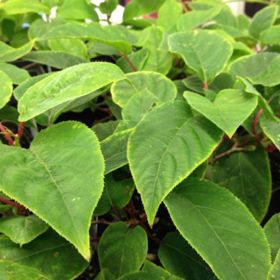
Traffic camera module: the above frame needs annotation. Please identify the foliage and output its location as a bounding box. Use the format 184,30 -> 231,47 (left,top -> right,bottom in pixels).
0,0 -> 279,279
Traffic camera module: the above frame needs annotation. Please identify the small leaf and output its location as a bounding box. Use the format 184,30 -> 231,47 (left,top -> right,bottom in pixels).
142,261 -> 183,280
101,129 -> 132,174
229,52 -> 280,87
264,213 -> 280,261
168,30 -> 233,83
206,148 -> 271,221
111,71 -> 177,108
158,232 -> 216,280
0,71 -> 13,110
268,250 -> 280,280
0,260 -> 48,280
99,0 -> 118,14
260,116 -> 280,151
184,89 -> 258,137
0,122 -> 105,260
98,222 -> 148,278
260,26 -> 280,45
18,62 -> 124,122
249,5 -> 279,39
164,179 -> 271,280
0,41 -> 34,62
0,215 -> 48,246
128,101 -> 222,224
0,230 -> 88,280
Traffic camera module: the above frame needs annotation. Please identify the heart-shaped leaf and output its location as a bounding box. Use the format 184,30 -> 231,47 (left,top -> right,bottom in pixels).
164,179 -> 271,280
184,89 -> 258,137
0,121 -> 104,259
18,62 -> 124,122
128,101 -> 222,224
168,30 -> 233,83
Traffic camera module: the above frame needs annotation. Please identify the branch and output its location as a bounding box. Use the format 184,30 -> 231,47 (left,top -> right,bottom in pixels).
252,109 -> 264,143
0,196 -> 24,210
0,122 -> 14,145
121,53 -> 138,72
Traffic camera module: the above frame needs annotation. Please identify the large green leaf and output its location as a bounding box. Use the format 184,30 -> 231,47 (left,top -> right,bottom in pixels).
39,21 -> 136,54
0,230 -> 87,280
268,250 -> 280,280
184,89 -> 258,137
0,71 -> 13,110
0,122 -> 104,260
18,62 -> 124,122
111,71 -> 177,108
0,0 -> 49,15
260,116 -> 280,151
0,215 -> 48,246
98,222 -> 148,279
229,52 -> 280,87
158,232 -> 216,280
57,0 -> 98,21
249,5 -> 279,39
0,41 -> 34,62
168,30 -> 233,83
0,260 -> 48,280
206,148 -> 271,221
264,213 -> 280,261
128,101 -> 222,225
23,51 -> 87,69
164,179 -> 271,280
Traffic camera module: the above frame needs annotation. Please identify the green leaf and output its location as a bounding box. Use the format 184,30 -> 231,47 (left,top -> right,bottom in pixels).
117,272 -> 161,280
48,38 -> 88,59
268,250 -> 280,280
164,179 -> 271,280
128,101 -> 222,224
0,0 -> 49,15
123,0 -> 164,21
249,5 -> 279,39
168,30 -> 233,83
93,121 -> 119,141
157,0 -> 182,32
39,21 -> 136,54
0,41 -> 34,62
23,51 -> 87,69
0,122 -> 105,260
260,116 -> 280,151
176,6 -> 221,31
184,89 -> 258,137
99,0 -> 118,14
101,129 -> 132,174
158,232 -> 216,280
57,0 -> 98,21
260,26 -> 280,45
0,62 -> 30,85
142,261 -> 183,280
18,62 -> 124,122
111,71 -> 177,108
206,148 -> 271,221
264,213 -> 280,261
0,215 -> 48,246
0,71 -> 13,110
0,230 -> 88,280
98,222 -> 148,278
0,260 -> 48,280
229,52 -> 280,87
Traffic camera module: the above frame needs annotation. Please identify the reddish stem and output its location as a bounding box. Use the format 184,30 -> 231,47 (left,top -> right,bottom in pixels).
17,122 -> 25,139
0,122 -> 14,145
252,109 -> 264,143
122,53 -> 138,72
0,196 -> 23,209
203,82 -> 209,90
